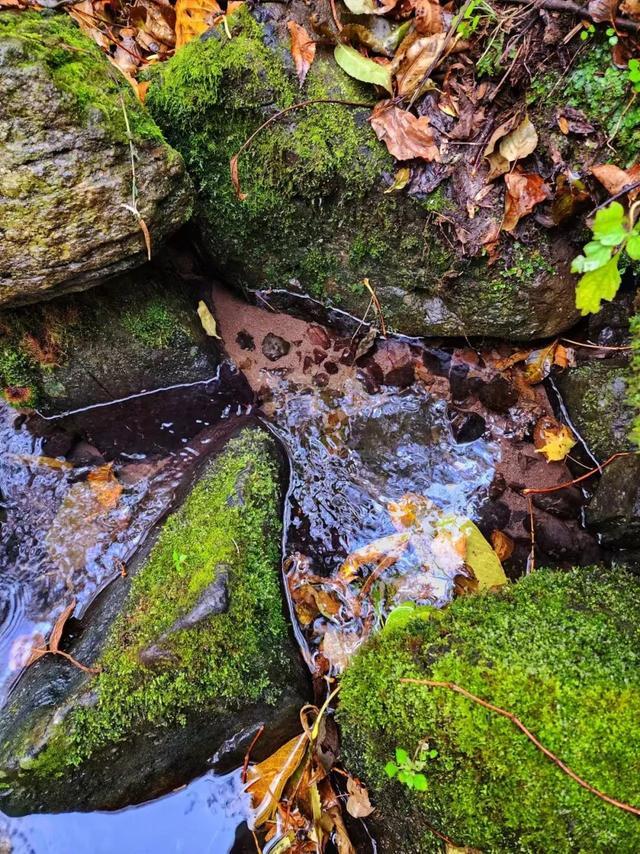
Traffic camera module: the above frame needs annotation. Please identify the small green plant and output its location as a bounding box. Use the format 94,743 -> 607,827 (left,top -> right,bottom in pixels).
606,26 -> 619,46
456,0 -> 495,38
571,201 -> 640,315
580,23 -> 595,41
384,744 -> 438,792
172,549 -> 188,570
628,58 -> 640,93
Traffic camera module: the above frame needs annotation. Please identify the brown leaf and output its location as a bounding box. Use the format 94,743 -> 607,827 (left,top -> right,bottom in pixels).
410,0 -> 446,34
556,107 -> 594,136
503,170 -> 549,232
50,600 -> 76,653
394,32 -> 447,97
370,102 -> 440,162
490,530 -> 514,562
523,341 -> 557,384
346,776 -> 375,818
591,163 -> 640,202
230,154 -> 247,201
499,116 -> 538,162
26,647 -> 49,668
483,113 -> 520,157
87,463 -> 123,511
246,732 -> 308,828
551,173 -> 590,225
175,0 -> 223,48
621,0 -> 640,16
288,21 -> 316,86
588,0 -> 618,22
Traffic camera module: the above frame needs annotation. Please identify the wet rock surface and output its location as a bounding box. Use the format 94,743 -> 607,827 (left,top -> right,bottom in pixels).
0,12 -> 192,307
586,455 -> 640,548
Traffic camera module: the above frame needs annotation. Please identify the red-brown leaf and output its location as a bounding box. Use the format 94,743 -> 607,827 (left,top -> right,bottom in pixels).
288,21 -> 316,86
591,163 -> 640,201
588,0 -> 618,21
369,102 -> 440,162
503,170 -> 549,232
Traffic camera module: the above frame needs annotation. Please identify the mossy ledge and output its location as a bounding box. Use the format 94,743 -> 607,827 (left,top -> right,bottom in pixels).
338,566 -> 640,853
146,6 -> 577,340
0,427 -> 307,814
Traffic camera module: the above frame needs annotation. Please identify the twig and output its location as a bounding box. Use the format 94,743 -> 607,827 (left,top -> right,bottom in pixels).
400,678 -> 640,816
230,99 -> 372,199
590,179 -> 640,214
498,0 -> 640,32
526,494 -> 535,574
119,94 -> 152,259
522,451 -> 637,496
329,0 -> 343,32
560,337 -> 632,351
242,724 -> 265,784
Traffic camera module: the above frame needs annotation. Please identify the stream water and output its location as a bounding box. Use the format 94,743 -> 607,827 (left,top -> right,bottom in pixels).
0,281 -> 591,851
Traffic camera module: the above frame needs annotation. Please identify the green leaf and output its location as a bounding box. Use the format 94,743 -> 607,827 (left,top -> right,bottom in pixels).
384,761 -> 398,778
384,601 -> 433,633
397,769 -> 412,786
334,44 -> 393,93
395,748 -> 409,766
626,234 -> 640,260
592,202 -> 628,247
571,241 -> 613,273
412,773 -> 428,791
575,255 -> 622,316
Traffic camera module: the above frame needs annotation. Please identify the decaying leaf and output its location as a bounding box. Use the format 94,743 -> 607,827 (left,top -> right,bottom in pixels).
523,341 -> 558,384
498,116 -> 538,163
197,299 -> 221,338
230,153 -> 247,201
175,0 -> 222,48
534,416 -> 577,462
384,166 -> 412,192
411,0 -> 447,34
346,776 -> 375,818
588,0 -> 618,22
87,463 -> 123,511
490,530 -> 514,562
591,163 -> 640,202
334,43 -> 393,93
394,32 -> 447,97
26,600 -> 99,674
339,531 -> 411,580
288,21 -> 315,86
370,102 -> 440,161
457,518 -> 507,590
342,0 -> 397,14
503,170 -> 549,232
246,732 -> 308,828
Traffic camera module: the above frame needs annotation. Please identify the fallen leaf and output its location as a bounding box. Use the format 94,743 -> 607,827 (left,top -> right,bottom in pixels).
534,416 -> 577,462
175,0 -> 223,48
591,163 -> 640,202
553,343 -> 575,369
197,299 -> 221,337
87,464 -> 122,511
459,519 -> 507,590
334,43 -> 393,93
49,601 -> 76,653
230,154 -> 247,201
551,173 -> 591,225
370,102 -> 440,161
384,166 -> 412,192
556,106 -> 594,136
394,32 -> 447,97
588,0 -> 618,21
346,776 -> 375,818
246,732 -> 308,828
490,530 -> 514,562
621,0 -> 640,15
503,170 -> 549,232
343,0 -> 397,13
288,21 -> 315,86
523,341 -> 557,384
498,116 -> 538,163
339,531 -> 411,580
411,0 -> 446,34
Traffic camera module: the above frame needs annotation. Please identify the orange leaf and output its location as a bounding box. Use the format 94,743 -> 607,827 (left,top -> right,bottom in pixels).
533,416 -> 577,462
88,463 -> 123,511
490,530 -> 514,562
175,0 -> 223,49
503,169 -> 549,232
245,732 -> 308,828
591,163 -> 640,202
369,102 -> 440,162
288,21 -> 316,86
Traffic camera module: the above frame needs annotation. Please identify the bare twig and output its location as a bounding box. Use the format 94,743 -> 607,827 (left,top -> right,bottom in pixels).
242,724 -> 265,784
119,94 -> 152,259
560,337 -> 633,351
522,451 -> 637,496
400,678 -> 640,816
498,0 -> 640,32
590,179 -> 640,214
526,494 -> 536,574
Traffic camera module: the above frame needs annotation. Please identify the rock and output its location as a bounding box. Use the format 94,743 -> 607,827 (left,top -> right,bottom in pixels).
338,567 -> 640,853
0,427 -> 308,814
261,333 -> 291,362
586,455 -> 640,548
0,12 -> 192,307
478,375 -> 519,414
556,360 -> 635,461
146,4 -> 579,341
0,265 -> 220,414
449,409 -> 486,443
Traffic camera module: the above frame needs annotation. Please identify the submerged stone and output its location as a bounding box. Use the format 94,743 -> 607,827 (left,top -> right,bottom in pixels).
0,427 -> 308,814
146,4 -> 577,341
0,12 -> 192,306
338,567 -> 640,853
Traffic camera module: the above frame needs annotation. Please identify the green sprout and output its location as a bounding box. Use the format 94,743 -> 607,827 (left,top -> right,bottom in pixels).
385,744 -> 439,792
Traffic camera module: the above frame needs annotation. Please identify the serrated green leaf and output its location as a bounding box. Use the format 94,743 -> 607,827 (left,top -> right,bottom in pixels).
575,255 -> 622,315
395,748 -> 409,765
592,202 -> 628,247
626,234 -> 640,260
571,241 -> 612,273
334,44 -> 393,93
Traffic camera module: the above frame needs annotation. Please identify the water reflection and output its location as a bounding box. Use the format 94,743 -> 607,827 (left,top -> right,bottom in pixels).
0,770 -> 251,854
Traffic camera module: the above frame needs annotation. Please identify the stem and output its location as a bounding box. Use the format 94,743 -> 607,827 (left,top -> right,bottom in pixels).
400,678 -> 640,816
522,451 -> 637,496
498,0 -> 640,32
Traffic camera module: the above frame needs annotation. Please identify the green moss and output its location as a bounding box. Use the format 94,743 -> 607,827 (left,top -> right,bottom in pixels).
339,567 -> 640,853
121,299 -> 187,349
28,429 -> 289,775
630,314 -> 640,445
0,11 -> 164,145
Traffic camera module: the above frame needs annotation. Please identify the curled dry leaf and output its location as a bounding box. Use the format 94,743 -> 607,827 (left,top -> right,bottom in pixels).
503,170 -> 549,232
230,154 -> 247,201
245,732 -> 308,828
288,21 -> 316,86
175,0 -> 223,48
370,102 -> 440,162
346,776 -> 375,818
534,416 -> 577,462
591,163 -> 640,202
410,0 -> 446,35
394,32 -> 447,97
587,0 -> 618,22
490,530 -> 514,562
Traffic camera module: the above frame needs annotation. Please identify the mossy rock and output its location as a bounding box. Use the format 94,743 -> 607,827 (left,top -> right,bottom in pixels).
0,426 -> 308,814
586,455 -> 640,549
338,566 -> 640,853
146,4 -> 577,341
0,11 -> 193,306
0,265 -> 219,413
556,360 -> 635,461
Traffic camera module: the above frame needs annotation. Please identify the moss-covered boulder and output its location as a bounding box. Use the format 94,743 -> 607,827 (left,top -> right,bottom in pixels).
338,567 -> 640,853
0,427 -> 308,814
0,264 -> 219,413
0,12 -> 192,306
146,4 -> 577,341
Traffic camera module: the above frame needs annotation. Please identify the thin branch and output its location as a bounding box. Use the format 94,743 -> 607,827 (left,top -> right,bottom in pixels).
560,337 -> 632,351
498,0 -> 640,32
242,724 -> 265,784
522,451 -> 637,496
526,494 -> 536,574
400,678 -> 640,816
590,179 -> 640,214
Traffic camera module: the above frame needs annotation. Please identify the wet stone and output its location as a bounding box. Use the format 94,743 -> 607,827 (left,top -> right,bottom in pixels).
449,409 -> 486,444
236,330 -> 255,351
478,375 -> 518,414
262,333 -> 291,362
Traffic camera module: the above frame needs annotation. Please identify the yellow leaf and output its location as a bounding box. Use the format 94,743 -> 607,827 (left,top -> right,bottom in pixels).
498,116 -> 538,163
197,300 -> 221,338
535,425 -> 576,461
460,519 -> 507,590
245,732 -> 308,828
87,464 -> 122,511
175,0 -> 223,49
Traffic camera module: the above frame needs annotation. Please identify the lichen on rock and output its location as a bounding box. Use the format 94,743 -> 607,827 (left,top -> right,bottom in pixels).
0,11 -> 193,306
0,426 -> 308,814
338,566 -> 640,853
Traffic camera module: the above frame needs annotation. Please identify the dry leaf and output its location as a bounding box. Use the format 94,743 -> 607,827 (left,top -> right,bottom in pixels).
534,416 -> 577,462
523,341 -> 558,384
588,0 -> 618,21
498,116 -> 538,163
50,601 -> 76,653
230,154 -> 247,201
490,530 -> 514,562
503,170 -> 549,232
394,32 -> 447,97
288,21 -> 315,86
197,300 -> 221,337
370,102 -> 440,162
384,166 -> 412,192
175,0 -> 223,48
591,163 -> 640,202
621,0 -> 640,15
410,0 -> 446,34
346,776 -> 375,818
246,732 -> 308,828
88,464 -> 123,511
